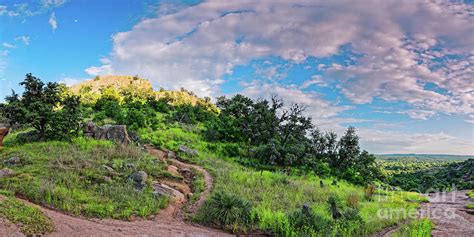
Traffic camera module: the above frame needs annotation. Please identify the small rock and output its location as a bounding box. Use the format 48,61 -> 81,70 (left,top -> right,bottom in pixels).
129,171 -> 148,190
103,176 -> 112,183
3,157 -> 20,166
125,163 -> 135,169
0,168 -> 15,178
152,182 -> 185,203
178,145 -> 198,156
187,193 -> 194,199
167,151 -> 176,159
102,165 -> 119,176
167,165 -> 180,176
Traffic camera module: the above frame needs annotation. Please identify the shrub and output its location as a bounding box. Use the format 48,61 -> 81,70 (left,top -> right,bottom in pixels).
347,193 -> 359,208
365,184 -> 376,200
198,191 -> 253,232
288,204 -> 331,234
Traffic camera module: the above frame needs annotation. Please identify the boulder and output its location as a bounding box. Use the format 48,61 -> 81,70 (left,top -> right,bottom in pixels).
0,124 -> 10,148
84,122 -> 131,144
0,168 -> 15,178
152,182 -> 185,203
178,145 -> 198,156
3,157 -> 20,166
129,171 -> 148,190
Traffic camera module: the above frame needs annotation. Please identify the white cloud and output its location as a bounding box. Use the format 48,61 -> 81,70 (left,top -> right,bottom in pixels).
2,43 -> 16,49
87,0 -> 472,116
15,36 -> 30,46
0,1 -> 66,18
240,81 -> 351,121
49,12 -> 57,31
359,129 -> 474,155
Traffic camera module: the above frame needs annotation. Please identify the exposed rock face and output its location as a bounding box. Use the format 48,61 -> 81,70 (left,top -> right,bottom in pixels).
178,145 -> 198,156
84,122 -> 131,144
0,124 -> 10,148
129,171 -> 148,190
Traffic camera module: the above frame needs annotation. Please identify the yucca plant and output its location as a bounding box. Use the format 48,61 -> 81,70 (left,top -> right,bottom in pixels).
199,190 -> 253,232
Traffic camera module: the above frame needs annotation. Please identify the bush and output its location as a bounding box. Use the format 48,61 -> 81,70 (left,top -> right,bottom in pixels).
288,204 -> 331,234
198,191 -> 253,232
365,184 -> 376,200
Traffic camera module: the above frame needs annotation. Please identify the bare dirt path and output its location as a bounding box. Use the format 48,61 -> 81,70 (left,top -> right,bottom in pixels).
420,190 -> 474,237
1,145 -> 232,237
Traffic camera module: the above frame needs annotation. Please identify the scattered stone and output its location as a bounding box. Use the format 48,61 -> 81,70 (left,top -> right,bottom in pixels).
129,171 -> 148,190
103,176 -> 112,183
187,193 -> 194,199
178,145 -> 198,156
167,151 -> 176,159
84,122 -> 131,144
125,163 -> 135,169
0,124 -> 9,148
0,168 -> 15,178
167,165 -> 180,176
102,165 -> 119,176
152,182 -> 185,203
3,157 -> 20,166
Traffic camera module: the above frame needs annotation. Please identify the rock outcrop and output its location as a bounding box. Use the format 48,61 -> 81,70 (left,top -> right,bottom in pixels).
83,122 -> 131,144
0,124 -> 9,148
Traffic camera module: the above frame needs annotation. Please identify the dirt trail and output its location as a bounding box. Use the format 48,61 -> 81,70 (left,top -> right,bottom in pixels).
420,190 -> 474,237
372,190 -> 474,237
1,145 -> 233,237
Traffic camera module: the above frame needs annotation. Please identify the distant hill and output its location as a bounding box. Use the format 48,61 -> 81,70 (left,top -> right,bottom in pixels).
377,154 -> 473,162
68,75 -> 219,113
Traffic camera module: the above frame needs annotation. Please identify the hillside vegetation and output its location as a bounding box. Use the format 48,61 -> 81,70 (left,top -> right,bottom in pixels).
0,74 -> 431,236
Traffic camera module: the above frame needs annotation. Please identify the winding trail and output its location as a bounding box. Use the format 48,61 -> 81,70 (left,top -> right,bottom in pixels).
1,145 -> 233,237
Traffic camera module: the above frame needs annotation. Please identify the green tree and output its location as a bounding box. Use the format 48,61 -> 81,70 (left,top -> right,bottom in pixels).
0,73 -> 82,140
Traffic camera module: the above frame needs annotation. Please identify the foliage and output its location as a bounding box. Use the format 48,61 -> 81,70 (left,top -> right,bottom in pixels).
206,94 -> 381,184
143,125 -> 422,236
0,73 -> 82,140
0,138 -> 169,219
391,218 -> 433,237
381,158 -> 474,192
0,191 -> 55,235
197,190 -> 254,232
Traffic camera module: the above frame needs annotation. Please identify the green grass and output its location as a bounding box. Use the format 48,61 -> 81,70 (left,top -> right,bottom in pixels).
391,218 -> 433,237
0,190 -> 54,235
139,125 -> 423,236
0,137 -> 169,220
467,190 -> 474,198
466,203 -> 474,209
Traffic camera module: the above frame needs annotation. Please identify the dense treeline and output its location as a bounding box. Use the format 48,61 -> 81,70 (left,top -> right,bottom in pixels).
1,74 -> 381,185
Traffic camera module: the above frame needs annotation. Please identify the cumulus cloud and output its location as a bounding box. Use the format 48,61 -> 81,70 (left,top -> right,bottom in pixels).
87,0 -> 472,116
85,0 -> 473,153
49,12 -> 57,31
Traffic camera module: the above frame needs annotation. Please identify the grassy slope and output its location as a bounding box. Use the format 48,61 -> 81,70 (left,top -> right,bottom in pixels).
139,124 -> 424,235
0,190 -> 54,235
0,135 -> 169,220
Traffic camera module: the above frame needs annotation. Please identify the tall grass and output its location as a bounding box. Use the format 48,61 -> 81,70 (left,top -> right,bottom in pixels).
139,125 -> 423,236
391,218 -> 433,237
0,137 -> 169,219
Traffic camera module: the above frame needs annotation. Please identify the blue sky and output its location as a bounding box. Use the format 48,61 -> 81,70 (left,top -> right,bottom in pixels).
1,0 -> 473,154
